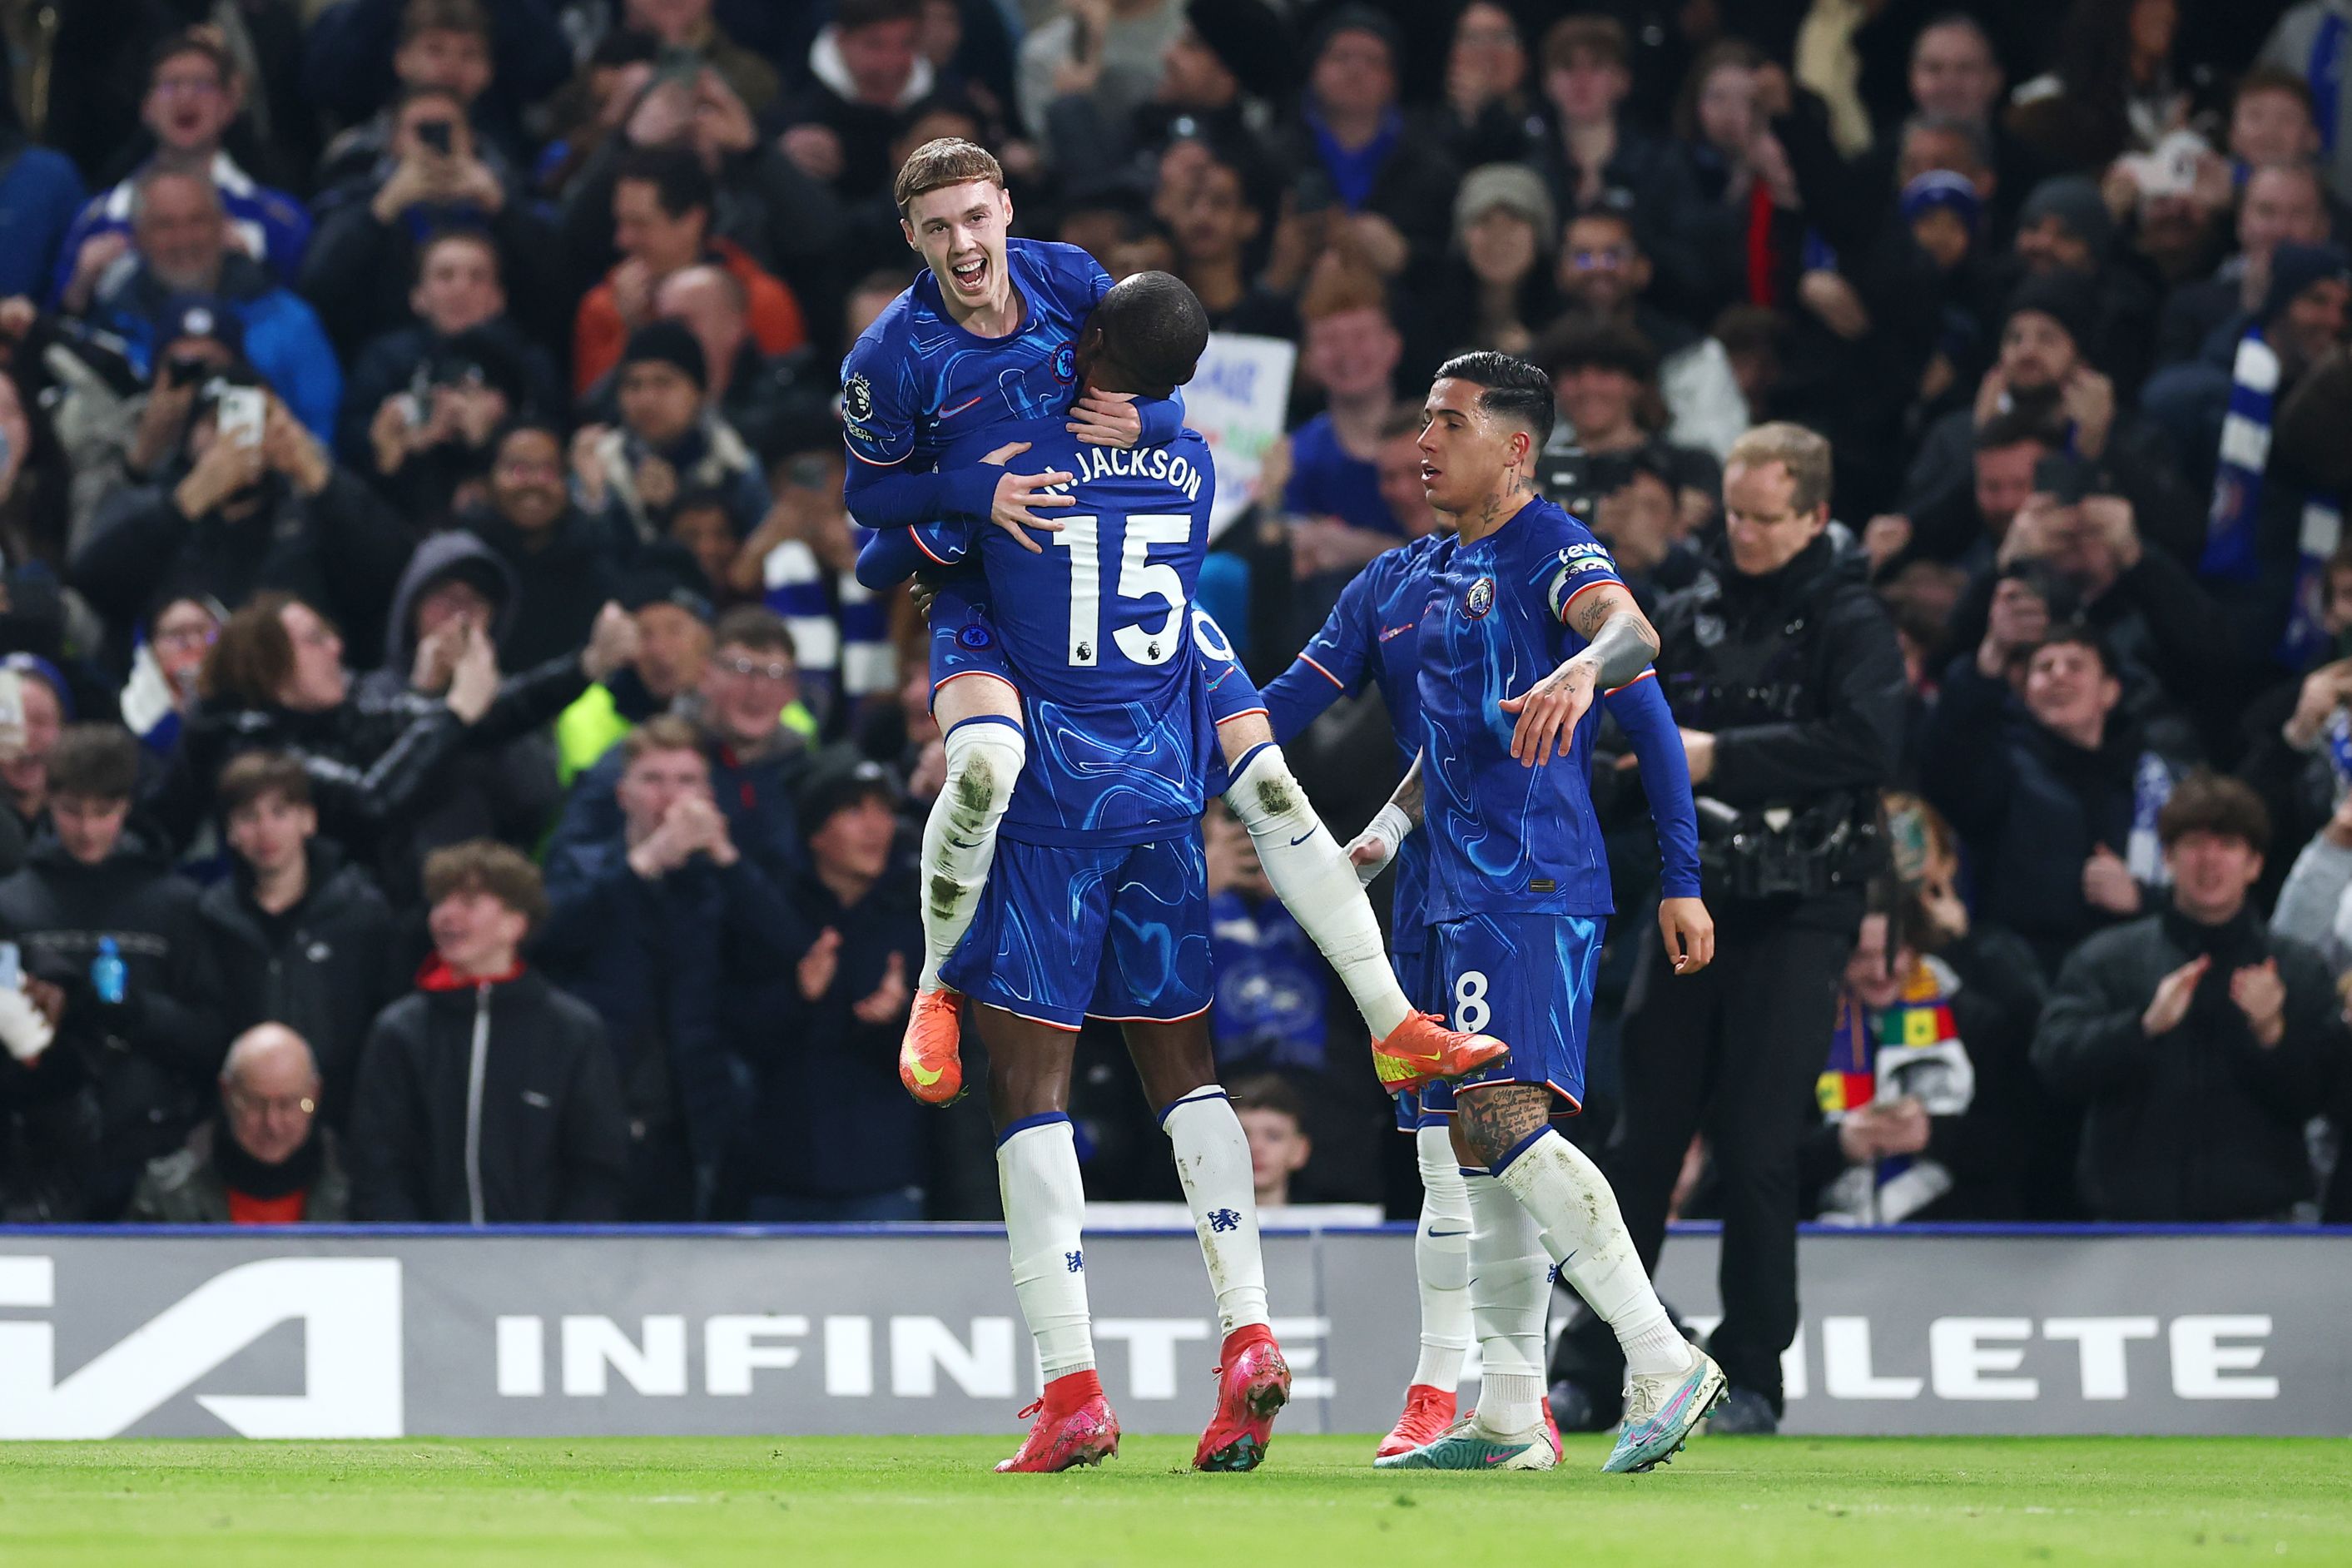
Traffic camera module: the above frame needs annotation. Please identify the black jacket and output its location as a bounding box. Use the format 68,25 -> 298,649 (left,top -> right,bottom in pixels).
537,839 -> 811,1174
1271,114 -> 1461,303
196,841 -> 404,1127
72,465 -> 418,674
2033,906 -> 2342,1221
728,863 -> 923,1205
347,960 -> 628,1223
300,183 -> 563,358
1765,94 -> 1945,517
1921,658 -> 2190,977
0,831 -> 227,1209
1649,533 -> 1908,929
458,504 -> 632,673
151,649 -> 589,866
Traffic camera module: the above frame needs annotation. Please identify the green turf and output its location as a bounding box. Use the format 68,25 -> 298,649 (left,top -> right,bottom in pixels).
0,1435 -> 2345,1567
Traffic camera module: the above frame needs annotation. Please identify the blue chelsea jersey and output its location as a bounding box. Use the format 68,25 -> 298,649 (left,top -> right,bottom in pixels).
841,237 -> 1109,474
1417,496 -> 1627,923
1268,531 -> 1454,952
919,415 -> 1222,847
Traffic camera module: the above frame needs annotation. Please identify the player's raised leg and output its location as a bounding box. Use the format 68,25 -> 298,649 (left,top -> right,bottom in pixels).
1209,694 -> 1504,1095
1124,1011 -> 1290,1471
901,620 -> 1026,1106
974,1001 -> 1118,1472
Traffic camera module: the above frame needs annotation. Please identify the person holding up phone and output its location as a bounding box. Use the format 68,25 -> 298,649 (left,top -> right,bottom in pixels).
299,85 -> 560,359
69,378 -> 417,675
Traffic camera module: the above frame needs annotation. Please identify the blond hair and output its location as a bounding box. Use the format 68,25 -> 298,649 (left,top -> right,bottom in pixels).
1725,421 -> 1833,515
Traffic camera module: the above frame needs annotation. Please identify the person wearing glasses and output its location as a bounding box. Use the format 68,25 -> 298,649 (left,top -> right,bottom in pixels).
125,1022 -> 352,1225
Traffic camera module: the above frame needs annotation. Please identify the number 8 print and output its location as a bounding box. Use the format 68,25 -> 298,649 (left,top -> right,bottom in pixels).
1453,970 -> 1491,1034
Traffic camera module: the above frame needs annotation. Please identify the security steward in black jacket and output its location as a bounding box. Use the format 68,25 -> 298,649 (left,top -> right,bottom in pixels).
1552,423 -> 1908,1434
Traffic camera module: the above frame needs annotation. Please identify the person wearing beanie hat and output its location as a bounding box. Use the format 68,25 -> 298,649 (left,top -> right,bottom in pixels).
1903,285 -> 2207,578
1999,270 -> 2101,366
1899,170 -> 1982,271
622,319 -> 708,392
2016,175 -> 2116,275
553,541 -> 716,786
729,737 -> 925,1223
1437,161 -> 1562,357
580,318 -> 768,551
1452,164 -> 1556,256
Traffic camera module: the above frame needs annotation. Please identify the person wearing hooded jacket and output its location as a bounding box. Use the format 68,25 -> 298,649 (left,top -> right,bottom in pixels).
349,840 -> 628,1223
0,724 -> 227,1218
354,531 -> 569,889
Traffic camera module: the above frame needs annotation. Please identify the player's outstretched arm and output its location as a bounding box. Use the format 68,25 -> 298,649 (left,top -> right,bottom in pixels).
1604,674 -> 1714,975
1344,752 -> 1423,886
1500,583 -> 1660,767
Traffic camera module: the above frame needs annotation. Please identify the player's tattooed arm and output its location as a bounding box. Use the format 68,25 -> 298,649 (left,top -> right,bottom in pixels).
1566,583 -> 1660,690
1501,585 -> 1661,767
1343,752 -> 1422,885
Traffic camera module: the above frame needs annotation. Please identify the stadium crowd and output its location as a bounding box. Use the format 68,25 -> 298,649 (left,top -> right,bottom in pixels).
0,0 -> 2346,1231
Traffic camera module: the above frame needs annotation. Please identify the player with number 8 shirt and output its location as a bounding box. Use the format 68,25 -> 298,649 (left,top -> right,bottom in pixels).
1349,352 -> 1725,1475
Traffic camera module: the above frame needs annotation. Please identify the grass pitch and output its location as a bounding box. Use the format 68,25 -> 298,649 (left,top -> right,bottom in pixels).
1,1434 -> 2345,1566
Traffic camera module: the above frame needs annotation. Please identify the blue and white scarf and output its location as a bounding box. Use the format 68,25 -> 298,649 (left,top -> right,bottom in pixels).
2126,752 -> 2178,887
2200,325 -> 2347,665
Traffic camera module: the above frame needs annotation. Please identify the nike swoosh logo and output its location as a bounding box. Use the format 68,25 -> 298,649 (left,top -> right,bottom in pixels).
1288,831 -> 1314,846
908,1060 -> 945,1087
940,394 -> 985,417
1427,1228 -> 1468,1238
1483,1450 -> 1521,1466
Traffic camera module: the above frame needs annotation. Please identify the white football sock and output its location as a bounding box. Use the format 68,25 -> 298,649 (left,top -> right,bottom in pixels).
1410,1124 -> 1472,1391
997,1115 -> 1094,1378
1226,743 -> 1412,1037
916,717 -> 1023,992
1161,1088 -> 1271,1337
1463,1169 -> 1548,1437
1492,1128 -> 1691,1379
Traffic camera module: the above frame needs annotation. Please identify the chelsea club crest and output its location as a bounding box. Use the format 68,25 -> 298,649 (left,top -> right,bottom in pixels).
1051,342 -> 1076,382
1464,576 -> 1496,618
957,619 -> 995,651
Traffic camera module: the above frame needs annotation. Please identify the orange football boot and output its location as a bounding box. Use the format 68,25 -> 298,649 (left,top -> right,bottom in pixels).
898,987 -> 965,1105
1371,1012 -> 1510,1094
